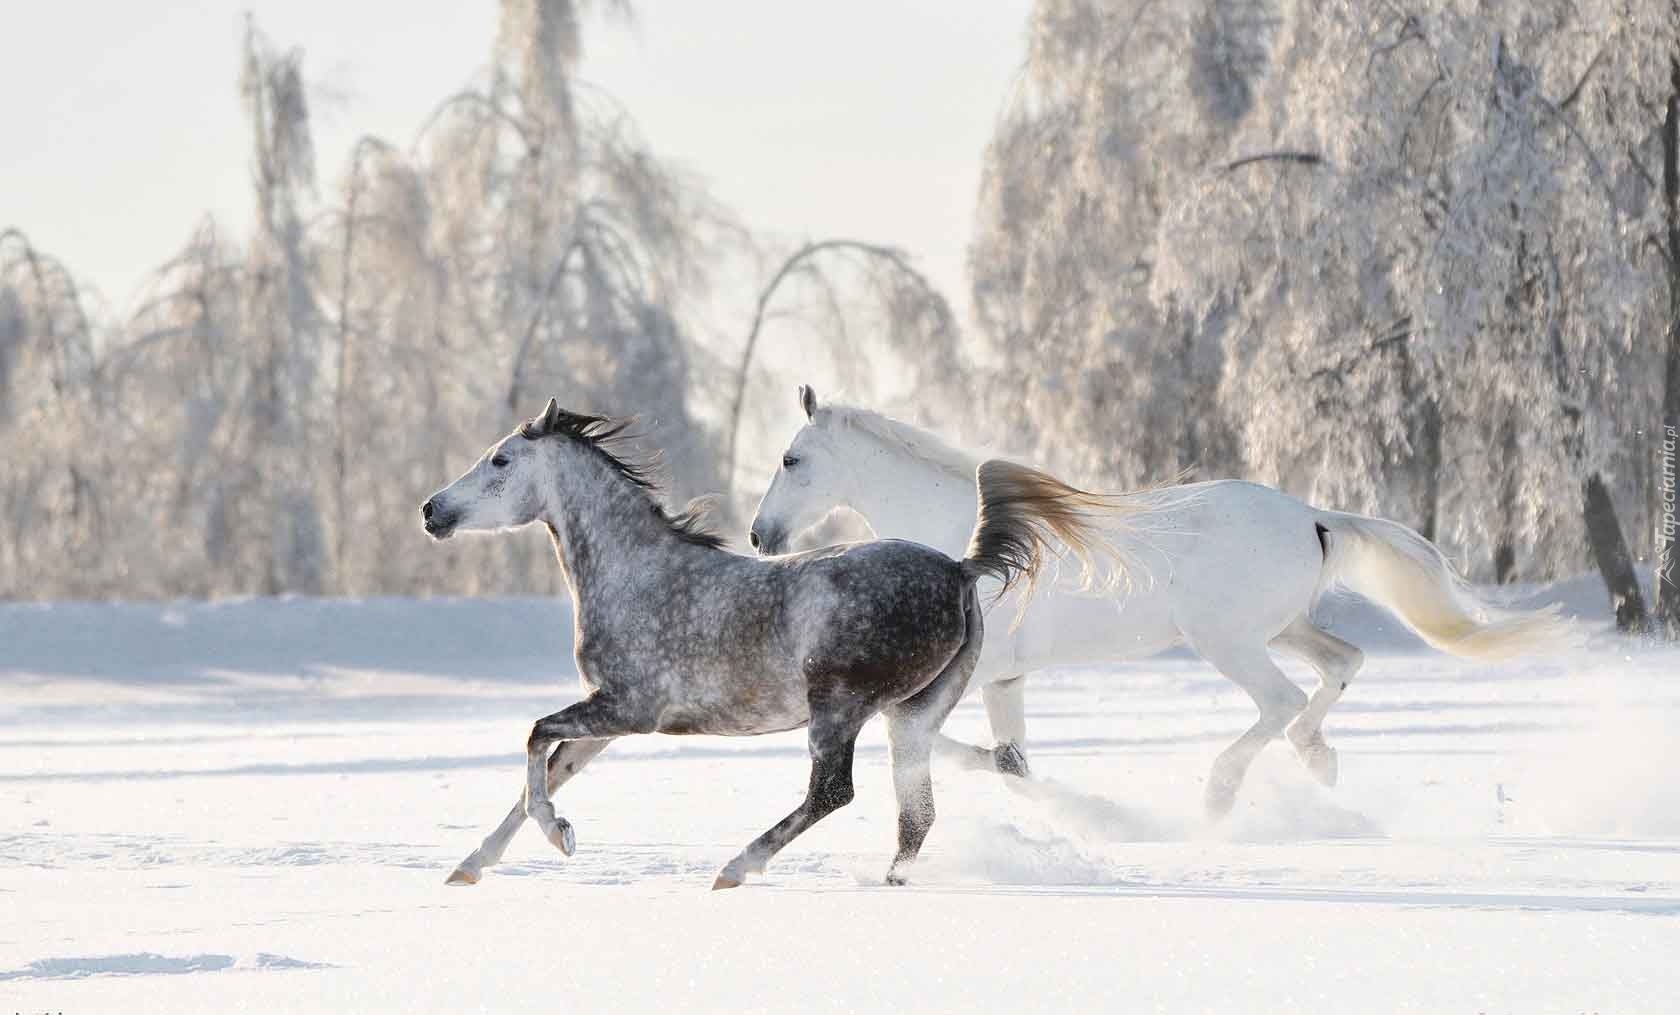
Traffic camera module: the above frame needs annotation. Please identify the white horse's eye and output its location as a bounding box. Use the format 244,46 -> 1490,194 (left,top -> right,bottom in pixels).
782,455 -> 799,469
492,456 -> 510,469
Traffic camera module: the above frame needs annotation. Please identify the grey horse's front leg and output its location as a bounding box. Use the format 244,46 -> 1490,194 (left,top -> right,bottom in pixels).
524,696 -> 652,857
447,737 -> 612,885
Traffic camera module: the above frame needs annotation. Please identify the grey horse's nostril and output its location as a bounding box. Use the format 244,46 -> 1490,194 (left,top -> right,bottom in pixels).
422,500 -> 435,521
748,529 -> 761,550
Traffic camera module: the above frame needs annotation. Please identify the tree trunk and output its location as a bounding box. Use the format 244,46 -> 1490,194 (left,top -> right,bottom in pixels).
1583,472 -> 1648,632
1653,59 -> 1680,638
1494,417 -> 1519,583
1416,399 -> 1442,542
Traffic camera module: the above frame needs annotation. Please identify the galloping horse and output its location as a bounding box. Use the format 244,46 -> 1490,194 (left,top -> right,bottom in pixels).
748,386 -> 1570,815
423,398 -> 1125,888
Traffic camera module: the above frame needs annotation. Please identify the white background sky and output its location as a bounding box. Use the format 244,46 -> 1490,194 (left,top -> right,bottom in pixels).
0,1 -> 1031,325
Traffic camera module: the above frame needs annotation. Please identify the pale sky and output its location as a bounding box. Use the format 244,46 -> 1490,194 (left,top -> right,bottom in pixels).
0,1 -> 1031,326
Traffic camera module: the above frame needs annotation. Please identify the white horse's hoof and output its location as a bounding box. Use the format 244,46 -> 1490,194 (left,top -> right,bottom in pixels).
1204,777 -> 1239,820
1288,728 -> 1339,787
543,818 -> 576,856
993,742 -> 1030,778
445,865 -> 481,886
1301,742 -> 1338,787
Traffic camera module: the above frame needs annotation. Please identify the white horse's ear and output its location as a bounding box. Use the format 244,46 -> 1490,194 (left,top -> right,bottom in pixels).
798,385 -> 817,420
541,397 -> 561,428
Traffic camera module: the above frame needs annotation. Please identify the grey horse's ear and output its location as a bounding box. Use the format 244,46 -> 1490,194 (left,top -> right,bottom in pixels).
798,384 -> 817,420
540,397 -> 561,429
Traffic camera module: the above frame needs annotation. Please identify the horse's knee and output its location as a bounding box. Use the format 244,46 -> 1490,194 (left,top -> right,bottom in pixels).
829,779 -> 856,811
1261,682 -> 1308,725
813,769 -> 855,814
1333,646 -> 1364,690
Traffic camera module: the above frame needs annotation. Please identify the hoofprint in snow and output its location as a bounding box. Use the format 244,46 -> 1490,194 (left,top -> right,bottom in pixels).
2,583 -> 1678,1012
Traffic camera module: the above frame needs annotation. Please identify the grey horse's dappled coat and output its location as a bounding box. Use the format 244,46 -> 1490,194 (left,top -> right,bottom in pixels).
423,398 -> 1117,888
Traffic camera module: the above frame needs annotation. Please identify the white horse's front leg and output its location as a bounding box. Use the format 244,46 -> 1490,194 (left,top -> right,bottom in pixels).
929,675 -> 1031,779
982,675 -> 1030,777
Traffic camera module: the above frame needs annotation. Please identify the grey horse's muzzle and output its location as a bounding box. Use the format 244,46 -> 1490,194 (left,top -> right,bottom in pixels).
421,498 -> 459,540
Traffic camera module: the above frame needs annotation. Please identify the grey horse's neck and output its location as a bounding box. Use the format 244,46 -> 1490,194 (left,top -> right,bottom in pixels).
539,450 -> 709,612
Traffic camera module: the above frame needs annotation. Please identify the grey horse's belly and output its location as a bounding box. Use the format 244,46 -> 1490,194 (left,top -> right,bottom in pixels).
650,662 -> 811,736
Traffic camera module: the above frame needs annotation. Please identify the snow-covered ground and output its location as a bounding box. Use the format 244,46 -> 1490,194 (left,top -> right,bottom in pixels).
4,581 -> 1679,1012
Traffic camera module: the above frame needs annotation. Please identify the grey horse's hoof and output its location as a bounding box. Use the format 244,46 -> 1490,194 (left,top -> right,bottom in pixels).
445,865 -> 481,886
712,874 -> 743,890
542,818 -> 576,856
994,742 -> 1030,778
885,871 -> 909,887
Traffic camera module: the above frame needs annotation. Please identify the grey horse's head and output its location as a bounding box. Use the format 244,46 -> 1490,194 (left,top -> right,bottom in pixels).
420,398 -> 569,539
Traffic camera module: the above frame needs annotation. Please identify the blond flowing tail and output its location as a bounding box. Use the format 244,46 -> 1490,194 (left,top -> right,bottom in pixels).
1315,511 -> 1576,659
960,460 -> 1131,598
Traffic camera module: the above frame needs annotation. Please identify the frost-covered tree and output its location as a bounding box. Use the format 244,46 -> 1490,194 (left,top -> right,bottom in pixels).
724,238 -> 966,506
0,5 -> 756,600
1653,60 -> 1680,638
972,0 -> 1678,629
0,230 -> 99,598
969,0 -> 1265,488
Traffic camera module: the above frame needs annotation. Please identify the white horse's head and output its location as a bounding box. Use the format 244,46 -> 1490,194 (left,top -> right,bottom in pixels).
421,398 -> 566,539
748,386 -> 861,555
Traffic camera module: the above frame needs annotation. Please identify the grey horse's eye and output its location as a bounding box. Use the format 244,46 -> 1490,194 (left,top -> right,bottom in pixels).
492,455 -> 510,468
782,455 -> 799,469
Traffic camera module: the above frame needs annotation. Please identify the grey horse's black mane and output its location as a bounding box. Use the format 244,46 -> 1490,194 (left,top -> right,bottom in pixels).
520,407 -> 726,550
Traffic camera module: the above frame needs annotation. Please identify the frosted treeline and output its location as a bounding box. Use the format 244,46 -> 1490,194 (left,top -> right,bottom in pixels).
969,0 -> 1680,631
3,0 -> 1678,633
0,4 -> 961,600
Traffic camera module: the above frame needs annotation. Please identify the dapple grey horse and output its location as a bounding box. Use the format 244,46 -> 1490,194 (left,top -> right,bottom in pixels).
423,398 -> 1121,888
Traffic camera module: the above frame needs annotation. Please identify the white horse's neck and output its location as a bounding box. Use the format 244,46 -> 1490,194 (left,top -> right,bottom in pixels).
843,436 -> 980,559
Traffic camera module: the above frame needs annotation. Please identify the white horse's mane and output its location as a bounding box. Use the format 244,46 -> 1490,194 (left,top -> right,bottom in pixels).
816,403 -> 984,480
815,400 -> 1208,595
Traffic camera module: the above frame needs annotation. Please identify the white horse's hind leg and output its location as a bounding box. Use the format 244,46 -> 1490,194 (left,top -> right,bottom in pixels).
1191,638 -> 1309,819
1272,618 -> 1363,787
446,738 -> 612,885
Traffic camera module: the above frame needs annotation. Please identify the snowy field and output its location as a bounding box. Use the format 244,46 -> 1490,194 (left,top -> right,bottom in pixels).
4,581 -> 1679,1012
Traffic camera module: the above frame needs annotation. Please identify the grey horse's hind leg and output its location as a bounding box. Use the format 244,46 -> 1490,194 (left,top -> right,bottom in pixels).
884,601 -> 984,885
447,738 -> 613,885
712,705 -> 870,890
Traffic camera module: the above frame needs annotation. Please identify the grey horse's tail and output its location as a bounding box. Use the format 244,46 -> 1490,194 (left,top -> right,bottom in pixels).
959,459 -> 1129,599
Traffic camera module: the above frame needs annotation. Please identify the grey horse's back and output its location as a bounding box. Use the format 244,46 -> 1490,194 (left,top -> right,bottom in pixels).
777,539 -> 972,698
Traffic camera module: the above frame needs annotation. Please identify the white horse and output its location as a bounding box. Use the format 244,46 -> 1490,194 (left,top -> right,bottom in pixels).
748,387 -> 1570,815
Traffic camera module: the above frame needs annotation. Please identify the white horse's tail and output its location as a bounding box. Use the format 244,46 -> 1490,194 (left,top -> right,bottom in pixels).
1315,511 -> 1575,659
